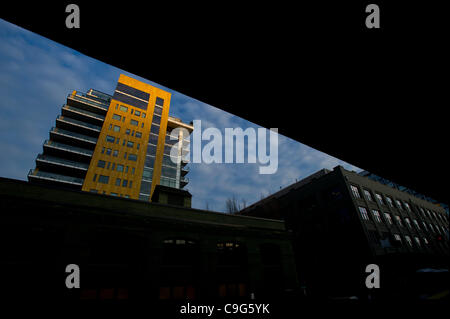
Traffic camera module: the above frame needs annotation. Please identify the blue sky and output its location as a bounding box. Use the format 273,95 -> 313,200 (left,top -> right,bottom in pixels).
0,18 -> 362,212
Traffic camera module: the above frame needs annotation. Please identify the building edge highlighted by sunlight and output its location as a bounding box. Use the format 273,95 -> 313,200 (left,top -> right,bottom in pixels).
28,74 -> 193,203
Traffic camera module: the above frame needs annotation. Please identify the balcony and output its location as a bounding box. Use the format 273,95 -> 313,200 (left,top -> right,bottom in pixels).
62,104 -> 105,125
28,169 -> 84,189
36,153 -> 89,173
50,127 -> 97,149
67,92 -> 109,115
180,176 -> 189,188
56,115 -> 101,137
43,140 -> 93,162
181,166 -> 189,176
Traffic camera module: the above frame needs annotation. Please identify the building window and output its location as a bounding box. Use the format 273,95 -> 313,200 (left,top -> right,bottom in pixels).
125,166 -> 129,173
419,207 -> 425,218
149,133 -> 159,145
115,178 -> 121,186
150,124 -> 160,135
106,135 -> 115,143
129,181 -> 133,188
119,105 -> 128,112
404,218 -> 412,228
395,200 -> 403,209
113,150 -> 119,157
429,224 -> 435,233
135,131 -> 142,138
404,202 -> 411,211
106,148 -> 112,155
137,143 -> 140,150
413,219 -> 420,230
101,147 -> 105,154
364,190 -> 373,202
130,119 -> 139,126
116,164 -> 124,172
375,193 -> 384,205
395,215 -> 403,227
154,105 -> 163,116
93,174 -> 97,182
127,141 -> 134,148
359,207 -> 369,221
110,192 -> 118,196
128,154 -> 137,161
384,213 -> 393,225
404,236 -> 413,247
132,167 -> 135,175
106,162 -> 111,169
134,110 -> 141,117
394,234 -> 402,243
112,114 -> 121,121
141,122 -> 144,128
113,125 -> 120,132
98,175 -> 109,184
152,115 -> 161,125
386,196 -> 394,207
97,160 -> 106,168
122,179 -> 128,187
111,163 -> 115,171
125,129 -> 130,135
142,112 -> 146,118
422,222 -> 428,231
372,210 -> 382,223
156,97 -> 164,106
89,189 -> 98,193
116,138 -> 120,144
350,185 -> 361,199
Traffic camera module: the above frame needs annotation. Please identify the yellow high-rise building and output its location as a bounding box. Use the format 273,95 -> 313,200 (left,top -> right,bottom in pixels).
28,74 -> 193,201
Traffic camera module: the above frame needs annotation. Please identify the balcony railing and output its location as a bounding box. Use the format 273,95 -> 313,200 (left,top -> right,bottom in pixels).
28,169 -> 84,186
36,154 -> 89,170
56,115 -> 102,132
50,127 -> 98,144
63,105 -> 106,121
180,177 -> 189,186
68,92 -> 109,110
44,140 -> 93,157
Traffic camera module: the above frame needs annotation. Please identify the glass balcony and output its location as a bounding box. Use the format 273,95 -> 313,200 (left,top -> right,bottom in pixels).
50,127 -> 98,144
181,166 -> 189,176
67,92 -> 109,111
86,89 -> 112,104
28,169 -> 84,186
56,115 -> 102,132
180,176 -> 189,187
44,140 -> 93,157
62,105 -> 106,122
36,154 -> 89,170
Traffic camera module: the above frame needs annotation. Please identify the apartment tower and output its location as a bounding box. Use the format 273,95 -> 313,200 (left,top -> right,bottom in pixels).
28,74 -> 193,201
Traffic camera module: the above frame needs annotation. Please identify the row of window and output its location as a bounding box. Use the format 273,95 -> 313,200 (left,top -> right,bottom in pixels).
108,124 -> 143,138
105,135 -> 140,150
114,103 -> 147,119
358,206 -> 447,236
101,145 -> 138,161
350,185 -> 448,225
97,159 -> 136,174
112,113 -> 145,129
92,174 -> 134,189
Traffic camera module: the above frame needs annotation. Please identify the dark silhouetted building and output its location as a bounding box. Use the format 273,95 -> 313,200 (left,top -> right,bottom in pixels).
239,166 -> 449,300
